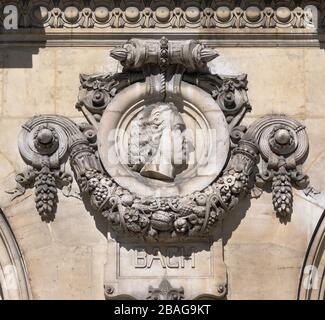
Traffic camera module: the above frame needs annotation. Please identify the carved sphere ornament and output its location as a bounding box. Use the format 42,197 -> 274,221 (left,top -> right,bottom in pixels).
11,38 -> 310,239
64,6 -> 79,23
276,7 -> 292,23
215,6 -> 232,22
13,2 -> 318,29
245,6 -> 262,22
155,7 -> 170,22
185,7 -> 201,22
33,6 -> 49,22
125,7 -> 140,22
94,7 -> 110,22
33,125 -> 59,155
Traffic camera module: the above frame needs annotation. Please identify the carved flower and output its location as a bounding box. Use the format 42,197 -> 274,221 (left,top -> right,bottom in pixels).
224,175 -> 235,187
121,194 -> 134,206
188,214 -> 198,225
88,177 -> 99,191
174,217 -> 188,233
148,228 -> 158,238
139,215 -> 149,228
124,208 -> 139,222
194,192 -> 207,206
222,79 -> 235,92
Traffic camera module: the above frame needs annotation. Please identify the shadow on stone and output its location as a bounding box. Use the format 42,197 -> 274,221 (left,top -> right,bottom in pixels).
222,196 -> 252,246
80,192 -> 108,238
0,4 -> 46,68
0,46 -> 44,69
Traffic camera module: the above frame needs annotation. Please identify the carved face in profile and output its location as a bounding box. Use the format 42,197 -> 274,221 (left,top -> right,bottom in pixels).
128,102 -> 193,181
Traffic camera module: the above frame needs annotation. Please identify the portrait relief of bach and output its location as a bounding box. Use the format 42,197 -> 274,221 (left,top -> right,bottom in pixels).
128,102 -> 194,182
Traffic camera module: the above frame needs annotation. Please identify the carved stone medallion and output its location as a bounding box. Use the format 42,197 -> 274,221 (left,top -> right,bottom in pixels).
10,37 -> 310,237
8,37 -> 311,299
97,80 -> 229,197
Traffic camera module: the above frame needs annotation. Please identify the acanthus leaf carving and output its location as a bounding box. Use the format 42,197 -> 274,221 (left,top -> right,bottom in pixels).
148,279 -> 184,300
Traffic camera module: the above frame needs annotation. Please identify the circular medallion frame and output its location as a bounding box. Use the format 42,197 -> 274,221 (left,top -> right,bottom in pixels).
98,81 -> 230,197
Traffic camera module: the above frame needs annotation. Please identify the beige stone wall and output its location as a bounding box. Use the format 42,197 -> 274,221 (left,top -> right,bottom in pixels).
0,45 -> 324,299
212,47 -> 325,299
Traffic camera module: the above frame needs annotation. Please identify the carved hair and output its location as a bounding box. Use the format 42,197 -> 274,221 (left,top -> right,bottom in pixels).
128,102 -> 187,173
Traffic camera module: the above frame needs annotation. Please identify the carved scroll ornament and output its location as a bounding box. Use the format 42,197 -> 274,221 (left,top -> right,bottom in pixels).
9,37 -> 310,240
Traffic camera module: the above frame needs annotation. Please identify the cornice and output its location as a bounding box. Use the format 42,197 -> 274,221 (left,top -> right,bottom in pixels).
1,28 -> 324,47
0,1 -> 324,47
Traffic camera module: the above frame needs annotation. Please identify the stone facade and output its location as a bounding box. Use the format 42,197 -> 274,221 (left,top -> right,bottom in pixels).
0,0 -> 324,300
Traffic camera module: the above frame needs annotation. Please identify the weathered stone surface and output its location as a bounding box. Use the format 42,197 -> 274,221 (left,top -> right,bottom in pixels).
2,191 -> 107,299
55,47 -> 119,117
26,244 -> 106,299
105,236 -> 227,300
210,48 -> 306,118
224,193 -> 323,300
0,153 -> 15,182
303,119 -> 325,191
0,119 -> 28,170
2,48 -> 56,117
304,49 -> 325,119
0,34 -> 324,300
0,1 -> 320,30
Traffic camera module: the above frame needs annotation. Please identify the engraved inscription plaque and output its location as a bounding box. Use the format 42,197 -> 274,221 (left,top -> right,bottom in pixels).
118,243 -> 210,278
105,234 -> 227,300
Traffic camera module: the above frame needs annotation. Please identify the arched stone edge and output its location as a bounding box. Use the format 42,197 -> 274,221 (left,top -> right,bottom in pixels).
0,209 -> 32,300
298,210 -> 325,300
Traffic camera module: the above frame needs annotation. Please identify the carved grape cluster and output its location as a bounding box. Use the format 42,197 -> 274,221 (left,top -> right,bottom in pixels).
207,209 -> 221,229
80,163 -> 251,239
82,169 -> 115,209
218,172 -> 249,204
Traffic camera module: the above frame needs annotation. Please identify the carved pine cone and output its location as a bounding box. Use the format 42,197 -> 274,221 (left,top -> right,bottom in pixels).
34,167 -> 57,220
272,172 -> 293,217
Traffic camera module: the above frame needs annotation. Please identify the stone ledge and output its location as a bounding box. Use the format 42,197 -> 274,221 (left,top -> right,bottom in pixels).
0,28 -> 324,47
